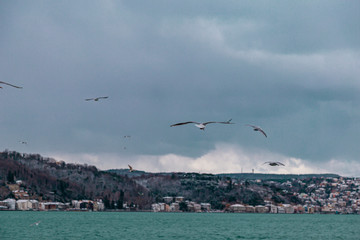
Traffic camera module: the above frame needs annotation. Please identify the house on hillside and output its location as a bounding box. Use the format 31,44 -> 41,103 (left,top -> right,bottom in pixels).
163,197 -> 173,203
175,196 -> 184,202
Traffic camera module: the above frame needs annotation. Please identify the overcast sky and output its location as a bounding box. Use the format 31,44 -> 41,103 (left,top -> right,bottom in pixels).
1,1 -> 360,176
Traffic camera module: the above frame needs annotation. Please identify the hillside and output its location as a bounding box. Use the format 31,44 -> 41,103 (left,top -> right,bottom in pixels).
108,170 -> 341,209
0,151 -> 152,209
1,151 -> 344,210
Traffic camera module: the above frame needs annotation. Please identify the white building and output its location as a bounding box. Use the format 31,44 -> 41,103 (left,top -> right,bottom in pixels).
270,205 -> 278,213
201,203 -> 211,212
255,205 -> 269,213
94,200 -> 105,211
277,206 -> 285,214
229,204 -> 246,213
151,203 -> 161,212
245,206 -> 255,213
283,204 -> 295,214
187,202 -> 201,212
16,199 -> 32,210
72,200 -> 80,209
175,196 -> 184,202
1,198 -> 16,210
170,202 -> 180,212
30,200 -> 39,210
163,197 -> 173,203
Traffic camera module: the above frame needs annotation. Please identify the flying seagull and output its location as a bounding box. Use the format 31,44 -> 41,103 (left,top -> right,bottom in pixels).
263,161 -> 285,166
170,119 -> 234,130
85,96 -> 109,101
19,141 -> 27,145
246,124 -> 267,138
30,221 -> 41,226
0,81 -> 22,89
128,164 -> 134,172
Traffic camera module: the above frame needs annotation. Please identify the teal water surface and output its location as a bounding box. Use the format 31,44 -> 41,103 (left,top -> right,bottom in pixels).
1,211 -> 359,240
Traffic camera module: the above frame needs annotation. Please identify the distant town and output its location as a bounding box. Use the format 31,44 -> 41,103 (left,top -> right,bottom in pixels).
1,176 -> 360,214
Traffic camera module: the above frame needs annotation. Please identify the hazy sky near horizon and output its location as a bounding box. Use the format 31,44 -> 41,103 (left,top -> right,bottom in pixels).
1,1 -> 360,176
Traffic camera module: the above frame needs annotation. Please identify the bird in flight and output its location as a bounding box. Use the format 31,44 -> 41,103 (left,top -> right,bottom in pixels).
128,164 -> 134,172
170,119 -> 234,130
30,221 -> 41,226
85,96 -> 109,101
19,141 -> 27,145
263,161 -> 285,166
0,81 -> 22,89
246,124 -> 267,138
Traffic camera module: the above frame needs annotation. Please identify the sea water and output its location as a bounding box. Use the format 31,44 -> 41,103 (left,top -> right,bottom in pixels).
1,211 -> 359,240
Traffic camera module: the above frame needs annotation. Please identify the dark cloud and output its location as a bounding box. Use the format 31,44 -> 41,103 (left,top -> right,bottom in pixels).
1,1 -> 360,173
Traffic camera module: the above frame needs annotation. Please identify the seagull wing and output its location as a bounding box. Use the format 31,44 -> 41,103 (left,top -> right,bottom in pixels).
276,162 -> 285,166
0,81 -> 22,89
217,119 -> 235,124
85,98 -> 94,101
259,129 -> 267,138
98,96 -> 109,99
30,221 -> 40,226
170,121 -> 199,127
202,121 -> 218,126
246,124 -> 267,137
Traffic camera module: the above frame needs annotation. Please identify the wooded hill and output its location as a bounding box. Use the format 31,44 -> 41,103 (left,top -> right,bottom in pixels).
0,151 -> 151,209
0,150 -> 341,210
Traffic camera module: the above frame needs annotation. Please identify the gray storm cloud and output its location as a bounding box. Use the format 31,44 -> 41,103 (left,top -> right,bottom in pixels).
1,1 -> 360,174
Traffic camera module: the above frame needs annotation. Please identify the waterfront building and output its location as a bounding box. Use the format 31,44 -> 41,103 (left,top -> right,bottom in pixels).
283,204 -> 294,214
270,205 -> 278,214
277,206 -> 285,214
245,206 -> 255,213
255,205 -> 268,213
16,199 -> 32,210
170,202 -> 180,212
188,202 -> 201,212
151,203 -> 161,212
229,204 -> 246,213
201,203 -> 211,212
0,198 -> 16,210
30,200 -> 39,210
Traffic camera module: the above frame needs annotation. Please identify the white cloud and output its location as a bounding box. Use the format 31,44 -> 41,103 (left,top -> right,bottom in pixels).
47,143 -> 360,177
